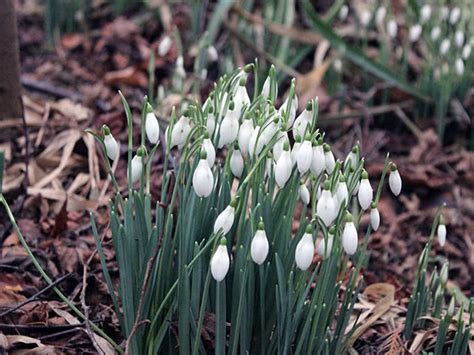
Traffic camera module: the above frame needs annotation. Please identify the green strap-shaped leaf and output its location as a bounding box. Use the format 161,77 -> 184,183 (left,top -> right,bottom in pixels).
0,151 -> 4,194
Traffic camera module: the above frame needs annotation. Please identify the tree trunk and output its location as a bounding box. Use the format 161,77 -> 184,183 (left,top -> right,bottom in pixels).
0,0 -> 22,119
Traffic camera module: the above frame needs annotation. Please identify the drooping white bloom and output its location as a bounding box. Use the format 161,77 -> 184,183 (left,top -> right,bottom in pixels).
324,144 -> 336,174
213,202 -> 236,235
145,107 -> 160,144
238,116 -> 254,156
192,152 -> 214,197
375,6 -> 387,25
291,137 -> 302,165
437,220 -> 447,247
311,143 -> 325,176
158,35 -> 172,57
387,19 -> 398,38
344,145 -> 359,170
440,6 -> 449,20
218,102 -> 239,148
202,136 -> 216,167
462,44 -> 472,59
265,153 -> 274,178
297,136 -> 313,174
295,225 -> 314,271
317,182 -> 337,226
430,26 -> 441,41
210,239 -> 230,281
299,183 -> 310,205
279,94 -> 298,127
440,39 -> 450,56
234,80 -> 251,117
409,24 -> 422,42
342,213 -> 358,255
171,115 -> 191,148
248,125 -> 265,157
455,31 -> 465,48
358,171 -> 373,210
175,55 -> 186,78
261,76 -> 271,97
420,4 -> 432,23
360,10 -> 371,27
273,130 -> 289,161
293,103 -> 312,138
339,5 -> 349,21
388,164 -> 402,196
335,176 -> 349,209
333,59 -> 342,73
275,143 -> 293,188
102,126 -> 119,161
455,58 -> 465,76
260,116 -> 279,145
207,45 -> 218,62
370,203 -> 380,231
449,7 -> 461,25
251,222 -> 269,265
230,149 -> 244,178
130,153 -> 144,183
317,229 -> 334,258
206,110 -> 216,136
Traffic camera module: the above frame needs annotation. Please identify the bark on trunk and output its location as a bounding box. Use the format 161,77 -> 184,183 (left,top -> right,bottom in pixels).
0,0 -> 22,119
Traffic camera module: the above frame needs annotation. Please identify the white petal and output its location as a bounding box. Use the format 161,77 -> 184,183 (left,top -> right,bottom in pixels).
437,224 -> 447,247
389,170 -> 402,196
203,139 -> 216,167
370,208 -> 380,231
295,233 -> 314,270
218,115 -> 239,148
230,150 -> 244,178
342,222 -> 358,255
317,190 -> 337,226
214,206 -> 235,234
275,151 -> 292,188
358,179 -> 373,210
311,146 -> 325,176
297,141 -> 313,174
193,160 -> 214,197
104,134 -> 119,161
130,155 -> 143,183
145,112 -> 160,144
317,235 -> 333,258
293,110 -> 311,138
238,120 -> 254,156
251,230 -> 269,265
211,245 -> 230,281
299,184 -> 310,205
206,114 -> 216,135
324,150 -> 335,174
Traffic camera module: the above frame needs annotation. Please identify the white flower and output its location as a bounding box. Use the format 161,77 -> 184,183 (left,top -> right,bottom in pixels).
455,31 -> 465,48
437,220 -> 446,247
297,136 -> 313,174
192,153 -> 214,197
248,125 -> 265,157
273,130 -> 289,161
342,213 -> 358,255
275,143 -> 293,188
339,5 -> 349,21
202,136 -> 216,167
430,26 -> 441,41
175,55 -> 186,78
130,152 -> 144,183
317,229 -> 334,258
211,239 -> 230,281
360,10 -> 371,27
317,182 -> 337,226
295,226 -> 314,270
171,115 -> 191,148
218,103 -> 239,148
213,201 -> 236,234
440,6 -> 449,20
230,149 -> 244,178
102,126 -> 119,161
449,7 -> 461,25
279,94 -> 298,127
462,44 -> 472,59
206,111 -> 216,136
370,203 -> 380,231
299,183 -> 310,205
387,19 -> 398,38
291,138 -> 302,165
455,58 -> 465,76
158,35 -> 172,57
440,39 -> 450,56
145,107 -> 160,144
251,222 -> 269,265
420,4 -> 431,23
409,24 -> 422,42
207,45 -> 218,62
265,153 -> 274,178
238,116 -> 254,156
375,6 -> 386,25
335,176 -> 349,209
388,164 -> 402,196
358,171 -> 373,210
234,79 -> 250,116
324,144 -> 336,174
311,143 -> 325,176
333,59 -> 342,73
344,145 -> 359,170
261,76 -> 271,97
293,103 -> 313,138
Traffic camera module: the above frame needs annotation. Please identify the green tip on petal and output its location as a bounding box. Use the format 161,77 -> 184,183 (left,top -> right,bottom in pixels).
344,212 -> 353,223
439,214 -> 445,225
219,237 -> 227,246
339,174 -> 346,183
244,111 -> 251,120
229,100 -> 235,111
295,135 -> 302,143
258,220 -> 265,230
329,226 -> 336,235
203,131 -> 210,139
101,125 -> 111,136
390,162 -> 398,171
306,100 -> 313,111
323,143 -> 331,152
283,141 -> 290,151
230,198 -> 238,208
370,201 -> 377,209
239,76 -> 246,86
146,102 -> 154,113
352,145 -> 359,154
317,136 -> 324,145
137,146 -> 146,156
208,105 -> 214,113
323,180 -> 331,190
244,63 -> 254,73
361,170 -> 369,179
200,149 -> 207,160
304,132 -> 312,141
305,223 -> 313,234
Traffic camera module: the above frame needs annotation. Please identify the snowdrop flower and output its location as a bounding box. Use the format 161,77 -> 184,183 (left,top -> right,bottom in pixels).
440,39 -> 450,56
323,144 -> 336,174
202,133 -> 216,167
260,116 -> 279,146
206,106 -> 216,136
342,212 -> 358,255
293,101 -> 313,139
158,35 -> 172,57
310,141 -> 325,176
171,115 -> 191,148
279,94 -> 298,127
214,200 -> 237,234
420,4 -> 432,24
297,134 -> 313,174
291,135 -> 302,165
437,215 -> 446,247
360,10 -> 371,27
175,55 -> 186,78
440,6 -> 449,20
265,152 -> 273,178
335,175 -> 349,209
455,31 -> 464,48
358,170 -> 373,210
455,58 -> 464,76
387,19 -> 398,38
317,227 -> 335,258
218,101 -> 239,148
299,183 -> 310,205
344,145 -> 359,170
248,125 -> 265,157
210,238 -> 230,282
295,225 -> 315,271
230,147 -> 244,178
192,150 -> 214,197
207,45 -> 218,62
449,7 -> 461,25
440,262 -> 448,285
462,44 -> 472,59
339,5 -> 349,21
275,141 -> 293,188
102,125 -> 119,161
388,163 -> 402,196
409,24 -> 422,42
273,129 -> 289,161
251,221 -> 269,265
375,6 -> 387,25
129,147 -> 145,183
317,181 -> 337,226
233,77 -> 250,117
238,114 -> 254,156
430,26 -> 441,41
370,202 -> 380,231
145,104 -> 160,144
261,76 -> 271,97
333,59 -> 342,73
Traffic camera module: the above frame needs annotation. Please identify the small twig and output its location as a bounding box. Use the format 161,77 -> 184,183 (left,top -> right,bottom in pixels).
0,273 -> 71,317
394,107 -> 424,142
